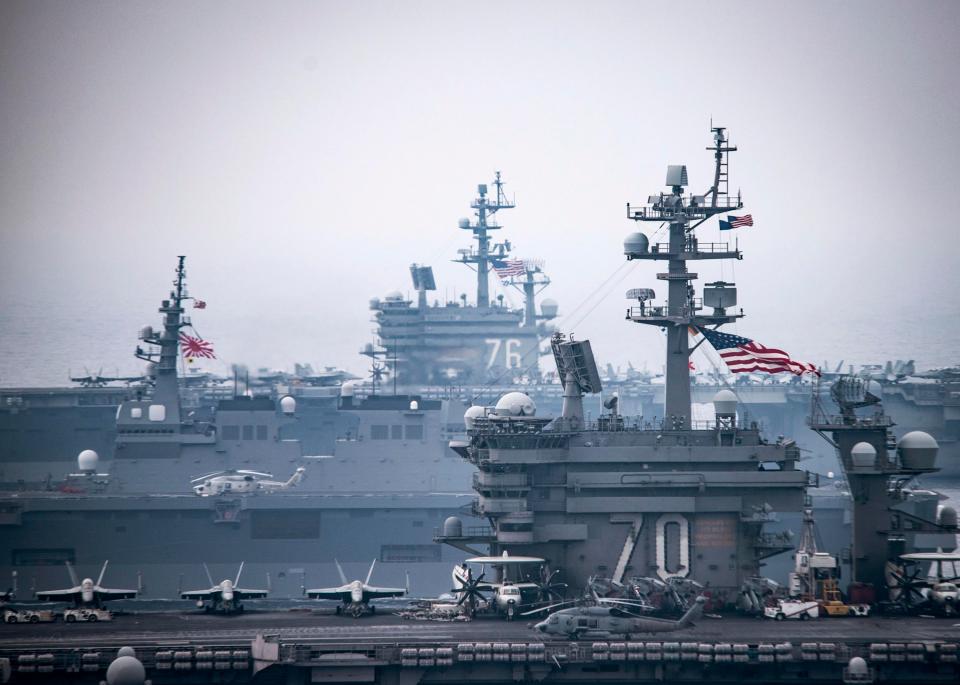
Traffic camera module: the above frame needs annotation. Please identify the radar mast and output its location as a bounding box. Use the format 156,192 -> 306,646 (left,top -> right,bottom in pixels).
456,172 -> 515,308
624,126 -> 744,426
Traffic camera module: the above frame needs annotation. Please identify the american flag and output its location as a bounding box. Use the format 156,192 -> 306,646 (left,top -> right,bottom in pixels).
492,259 -> 526,282
728,214 -> 753,227
697,327 -> 818,376
179,332 -> 216,359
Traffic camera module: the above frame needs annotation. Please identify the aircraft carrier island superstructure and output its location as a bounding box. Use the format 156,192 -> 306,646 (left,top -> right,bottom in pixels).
367,173 -> 558,387
437,128 -> 811,602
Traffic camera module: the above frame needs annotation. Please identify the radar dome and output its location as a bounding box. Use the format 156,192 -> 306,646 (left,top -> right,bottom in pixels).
458,218 -> 471,229
495,392 -> 536,417
540,298 -> 559,319
898,431 -> 938,470
279,396 -> 296,416
117,647 -> 136,658
385,291 -> 404,301
851,442 -> 877,468
713,389 -> 738,416
78,449 -> 99,472
105,655 -> 146,685
341,381 -> 357,397
464,405 -> 486,430
409,400 -> 419,411
443,516 -> 463,537
847,657 -> 868,678
939,506 -> 958,529
624,232 -> 649,258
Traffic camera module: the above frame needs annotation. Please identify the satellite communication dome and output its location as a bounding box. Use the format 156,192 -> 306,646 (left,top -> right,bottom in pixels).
464,405 -> 486,430
712,389 -> 738,416
897,431 -> 939,470
939,506 -> 958,529
78,449 -> 99,472
495,392 -> 536,417
443,516 -> 463,537
540,298 -> 559,319
846,657 -> 868,678
624,232 -> 650,258
279,396 -> 296,416
105,655 -> 146,685
385,291 -> 404,301
341,382 -> 356,397
851,442 -> 877,468
458,218 -> 471,229
409,400 -> 419,411
116,647 -> 136,658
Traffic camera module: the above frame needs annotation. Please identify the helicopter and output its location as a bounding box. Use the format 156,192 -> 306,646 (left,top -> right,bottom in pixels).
191,467 -> 306,496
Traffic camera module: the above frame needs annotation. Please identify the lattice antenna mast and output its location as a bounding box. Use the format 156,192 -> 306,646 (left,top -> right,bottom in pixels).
707,125 -> 738,208
624,127 -> 744,427
456,172 -> 516,308
134,256 -> 189,404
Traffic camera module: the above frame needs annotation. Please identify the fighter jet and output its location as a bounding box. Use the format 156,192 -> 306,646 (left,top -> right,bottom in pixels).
191,466 -> 305,496
180,562 -> 267,613
35,561 -> 137,608
534,596 -> 706,639
306,560 -> 407,617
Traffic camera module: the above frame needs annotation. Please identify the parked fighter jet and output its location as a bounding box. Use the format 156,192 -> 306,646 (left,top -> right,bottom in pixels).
534,596 -> 706,639
180,562 -> 267,613
191,466 -> 305,496
35,561 -> 137,608
306,560 -> 407,617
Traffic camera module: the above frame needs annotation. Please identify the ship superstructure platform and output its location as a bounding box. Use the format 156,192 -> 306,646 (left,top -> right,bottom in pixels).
0,609 -> 958,683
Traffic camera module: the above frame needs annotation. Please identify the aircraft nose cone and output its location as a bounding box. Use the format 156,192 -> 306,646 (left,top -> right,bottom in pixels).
222,591 -> 234,601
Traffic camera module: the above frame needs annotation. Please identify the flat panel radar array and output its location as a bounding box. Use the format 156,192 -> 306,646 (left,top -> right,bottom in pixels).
410,265 -> 437,291
551,337 -> 602,395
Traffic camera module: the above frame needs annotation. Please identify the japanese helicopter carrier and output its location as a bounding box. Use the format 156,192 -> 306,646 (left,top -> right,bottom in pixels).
1,126 -> 958,685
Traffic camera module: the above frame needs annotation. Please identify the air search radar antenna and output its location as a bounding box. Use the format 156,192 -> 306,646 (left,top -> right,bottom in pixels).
551,332 -> 602,429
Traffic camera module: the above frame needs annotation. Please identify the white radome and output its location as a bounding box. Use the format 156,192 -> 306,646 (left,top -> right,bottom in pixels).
464,405 -> 486,429
280,396 -> 296,415
495,392 -> 536,417
78,449 -> 99,472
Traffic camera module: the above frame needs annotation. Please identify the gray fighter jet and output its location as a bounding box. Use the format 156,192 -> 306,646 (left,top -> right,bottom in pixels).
180,562 -> 268,613
306,560 -> 407,617
35,561 -> 137,608
533,596 -> 706,639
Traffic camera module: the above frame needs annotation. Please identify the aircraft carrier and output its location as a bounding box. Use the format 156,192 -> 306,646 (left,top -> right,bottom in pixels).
0,127 -> 958,685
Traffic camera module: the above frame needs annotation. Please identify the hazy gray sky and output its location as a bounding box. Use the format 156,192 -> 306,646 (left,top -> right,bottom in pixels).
2,1 -> 958,384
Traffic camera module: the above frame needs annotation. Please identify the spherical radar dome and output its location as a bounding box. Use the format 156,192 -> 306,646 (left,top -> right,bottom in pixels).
279,396 -> 296,415
385,290 -> 404,301
898,431 -> 939,470
851,442 -> 877,468
713,389 -> 738,415
464,405 -> 486,429
116,647 -> 137,658
624,232 -> 649,257
540,298 -> 559,318
443,516 -> 463,537
78,449 -> 99,472
495,392 -> 536,417
847,657 -> 869,678
106,655 -> 146,685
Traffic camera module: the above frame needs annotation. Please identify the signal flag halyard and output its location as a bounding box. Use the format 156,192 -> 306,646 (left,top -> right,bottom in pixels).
719,214 -> 754,230
697,327 -> 818,377
179,333 -> 216,359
